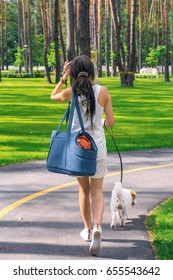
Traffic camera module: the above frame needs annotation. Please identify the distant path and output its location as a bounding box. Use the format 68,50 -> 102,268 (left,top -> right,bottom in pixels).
0,148 -> 173,260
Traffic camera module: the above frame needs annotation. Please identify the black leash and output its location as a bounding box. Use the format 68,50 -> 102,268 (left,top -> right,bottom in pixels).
104,124 -> 123,183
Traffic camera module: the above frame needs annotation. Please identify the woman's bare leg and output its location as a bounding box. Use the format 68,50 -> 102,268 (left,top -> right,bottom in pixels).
90,177 -> 104,225
77,177 -> 92,229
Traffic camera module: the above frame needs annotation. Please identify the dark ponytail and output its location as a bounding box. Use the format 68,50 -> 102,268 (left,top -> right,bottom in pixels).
70,55 -> 95,127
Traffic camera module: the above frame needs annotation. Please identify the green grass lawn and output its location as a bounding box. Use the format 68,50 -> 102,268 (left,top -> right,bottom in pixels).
145,197 -> 173,260
0,77 -> 173,166
0,76 -> 173,259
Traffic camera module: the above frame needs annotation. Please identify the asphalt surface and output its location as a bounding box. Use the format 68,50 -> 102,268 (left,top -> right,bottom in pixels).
0,148 -> 173,260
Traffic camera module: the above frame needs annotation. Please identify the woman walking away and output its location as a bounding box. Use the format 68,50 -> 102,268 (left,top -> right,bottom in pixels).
51,55 -> 114,256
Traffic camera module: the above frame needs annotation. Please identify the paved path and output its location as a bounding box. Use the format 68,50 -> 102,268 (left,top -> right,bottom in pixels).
0,149 -> 173,260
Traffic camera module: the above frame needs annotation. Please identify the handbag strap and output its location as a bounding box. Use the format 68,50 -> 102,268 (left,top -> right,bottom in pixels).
57,101 -> 71,130
67,90 -> 85,134
56,90 -> 85,134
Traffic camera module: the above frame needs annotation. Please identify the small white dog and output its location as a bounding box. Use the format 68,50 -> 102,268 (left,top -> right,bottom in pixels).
110,182 -> 136,228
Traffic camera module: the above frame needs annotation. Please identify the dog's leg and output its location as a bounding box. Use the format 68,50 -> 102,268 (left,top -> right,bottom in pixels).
118,209 -> 124,227
121,209 -> 127,227
110,210 -> 117,229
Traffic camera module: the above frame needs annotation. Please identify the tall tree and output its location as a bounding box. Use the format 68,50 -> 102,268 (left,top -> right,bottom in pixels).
21,0 -> 29,73
28,0 -> 33,74
54,0 -> 61,83
18,0 -> 23,73
110,0 -> 136,86
40,0 -> 52,83
48,0 -> 53,43
92,0 -> 98,52
34,0 -> 39,35
105,0 -> 110,76
0,1 -> 2,81
1,0 -> 8,70
79,0 -> 90,57
128,0 -> 136,84
170,0 -> 173,75
74,0 -> 79,56
97,0 -> 102,76
138,0 -> 143,71
164,0 -> 170,82
90,0 -> 98,76
58,1 -> 66,63
4,0 -> 8,69
111,16 -> 116,76
66,0 -> 75,61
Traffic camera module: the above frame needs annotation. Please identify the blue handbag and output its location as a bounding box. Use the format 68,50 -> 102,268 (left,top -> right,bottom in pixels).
46,91 -> 98,176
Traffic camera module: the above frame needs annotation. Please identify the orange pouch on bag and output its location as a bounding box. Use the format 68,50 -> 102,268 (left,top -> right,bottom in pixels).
77,135 -> 92,150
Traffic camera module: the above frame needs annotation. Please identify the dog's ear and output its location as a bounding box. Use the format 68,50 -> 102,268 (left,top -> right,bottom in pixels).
130,190 -> 136,199
130,190 -> 136,206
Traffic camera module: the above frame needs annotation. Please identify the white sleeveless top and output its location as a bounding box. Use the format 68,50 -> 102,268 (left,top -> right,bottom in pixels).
72,84 -> 107,160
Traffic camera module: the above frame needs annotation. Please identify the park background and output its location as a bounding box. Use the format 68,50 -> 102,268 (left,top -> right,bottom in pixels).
0,0 -> 173,259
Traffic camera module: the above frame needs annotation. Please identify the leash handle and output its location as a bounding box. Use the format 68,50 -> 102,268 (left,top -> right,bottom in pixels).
104,122 -> 123,183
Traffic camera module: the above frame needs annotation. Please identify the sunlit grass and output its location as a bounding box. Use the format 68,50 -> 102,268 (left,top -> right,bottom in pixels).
145,197 -> 173,260
0,77 -> 173,166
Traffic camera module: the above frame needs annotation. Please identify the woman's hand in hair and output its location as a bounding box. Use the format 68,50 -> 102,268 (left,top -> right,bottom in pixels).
63,61 -> 72,80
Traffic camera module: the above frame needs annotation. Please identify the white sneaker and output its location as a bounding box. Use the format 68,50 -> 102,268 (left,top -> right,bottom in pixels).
89,224 -> 102,256
80,228 -> 92,242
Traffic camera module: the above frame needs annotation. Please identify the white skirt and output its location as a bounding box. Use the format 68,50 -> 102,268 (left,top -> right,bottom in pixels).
90,158 -> 108,179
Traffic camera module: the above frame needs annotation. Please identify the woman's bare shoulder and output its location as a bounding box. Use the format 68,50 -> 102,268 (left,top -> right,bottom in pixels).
97,85 -> 110,107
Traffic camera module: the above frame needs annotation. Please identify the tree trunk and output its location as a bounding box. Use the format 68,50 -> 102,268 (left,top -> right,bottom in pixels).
58,1 -> 66,63
97,0 -> 102,76
109,0 -> 125,85
164,0 -> 170,82
138,0 -> 142,71
28,0 -> 33,74
110,0 -> 136,87
93,0 -> 98,51
111,17 -> 116,76
91,0 -> 98,76
4,0 -> 8,70
126,0 -> 130,68
79,0 -> 90,57
55,0 -> 61,83
66,0 -> 75,61
128,0 -> 136,86
48,0 -> 53,43
34,0 -> 38,35
74,0 -> 79,56
105,0 -> 110,76
0,2 -> 2,81
40,0 -> 52,83
18,0 -> 23,73
143,0 -> 149,66
21,0 -> 29,73
1,0 -> 8,70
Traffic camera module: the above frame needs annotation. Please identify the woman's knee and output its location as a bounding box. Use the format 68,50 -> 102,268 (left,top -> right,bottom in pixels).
77,177 -> 90,194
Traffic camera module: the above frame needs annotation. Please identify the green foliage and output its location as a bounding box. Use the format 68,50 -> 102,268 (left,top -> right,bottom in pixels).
146,48 -> 158,67
48,43 -> 56,67
14,47 -> 25,67
110,51 -> 117,60
155,45 -> 166,60
1,71 -> 45,78
32,35 -> 44,67
146,46 -> 165,67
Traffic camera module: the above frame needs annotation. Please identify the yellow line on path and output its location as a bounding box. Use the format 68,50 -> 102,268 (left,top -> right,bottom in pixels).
0,181 -> 77,219
0,163 -> 173,219
106,163 -> 173,177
